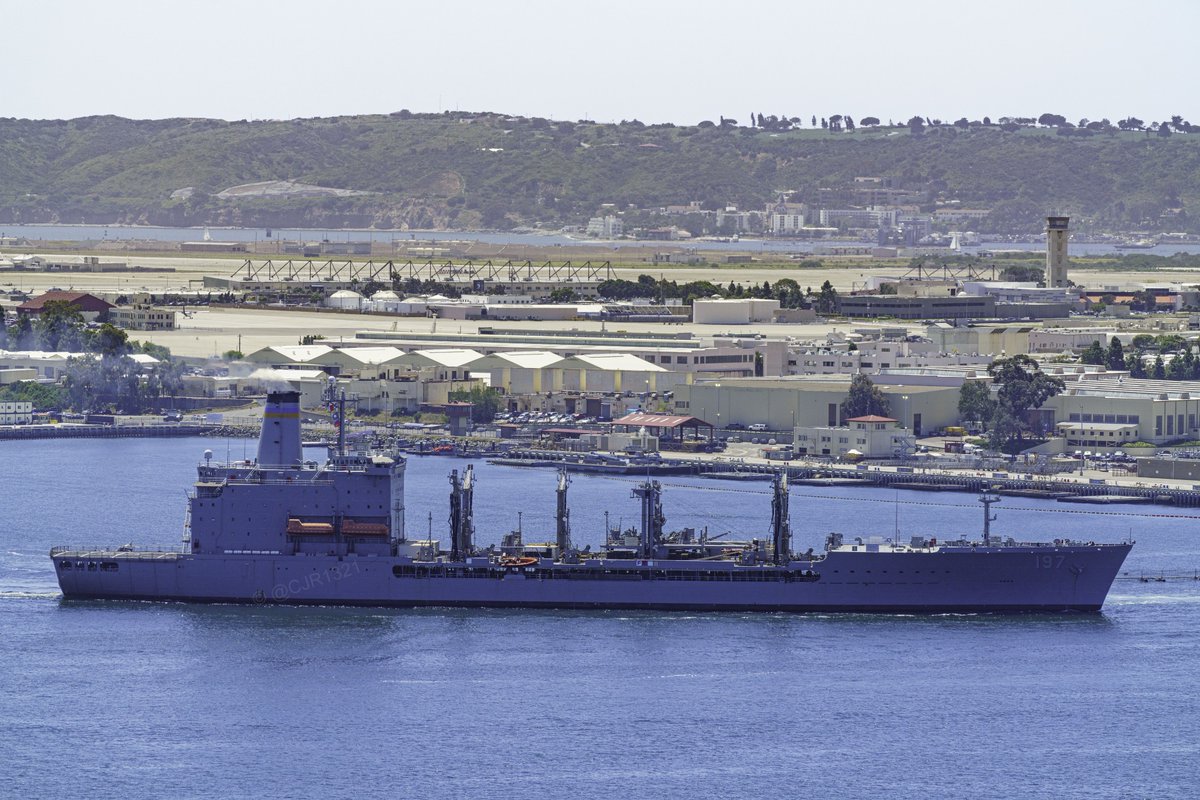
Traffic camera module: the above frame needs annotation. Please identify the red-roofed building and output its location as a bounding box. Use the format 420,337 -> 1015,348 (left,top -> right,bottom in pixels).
17,291 -> 114,322
613,412 -> 714,442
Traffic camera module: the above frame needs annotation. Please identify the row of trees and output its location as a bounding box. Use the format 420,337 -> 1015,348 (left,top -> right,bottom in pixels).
0,302 -> 184,413
594,274 -> 839,311
1081,336 -> 1200,380
447,385 -> 503,423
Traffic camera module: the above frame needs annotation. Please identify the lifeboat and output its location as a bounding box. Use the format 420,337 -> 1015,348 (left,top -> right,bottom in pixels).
341,520 -> 389,537
499,556 -> 538,568
286,518 -> 335,536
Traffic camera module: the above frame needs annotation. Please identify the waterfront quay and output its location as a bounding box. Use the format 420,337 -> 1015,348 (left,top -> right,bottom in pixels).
494,447 -> 1200,508
0,423 -> 212,440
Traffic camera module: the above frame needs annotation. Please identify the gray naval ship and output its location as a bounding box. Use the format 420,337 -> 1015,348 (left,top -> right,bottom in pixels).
51,390 -> 1132,612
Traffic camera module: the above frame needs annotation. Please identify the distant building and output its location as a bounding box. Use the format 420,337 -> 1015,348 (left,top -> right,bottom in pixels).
818,208 -> 894,228
932,208 -> 991,224
767,201 -> 807,235
1039,372 -> 1200,446
586,216 -> 624,237
692,298 -> 780,325
324,290 -> 365,311
1047,216 -> 1070,288
180,241 -> 248,253
793,415 -> 916,459
0,350 -> 80,380
43,256 -> 128,272
715,207 -> 760,232
108,304 -> 177,331
676,377 -> 960,434
16,291 -> 114,322
835,294 -> 996,320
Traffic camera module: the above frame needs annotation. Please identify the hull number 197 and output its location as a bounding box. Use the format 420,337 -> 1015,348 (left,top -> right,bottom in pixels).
1035,555 -> 1065,569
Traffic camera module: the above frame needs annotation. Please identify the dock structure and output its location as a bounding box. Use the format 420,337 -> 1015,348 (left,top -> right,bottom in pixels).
0,424 -> 210,440
703,460 -> 1200,507
484,447 -> 1200,508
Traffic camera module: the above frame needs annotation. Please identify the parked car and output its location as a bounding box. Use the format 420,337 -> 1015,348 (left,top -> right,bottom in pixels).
748,423 -> 768,432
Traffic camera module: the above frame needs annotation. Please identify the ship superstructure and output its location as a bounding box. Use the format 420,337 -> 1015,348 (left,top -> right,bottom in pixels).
51,391 -> 1132,612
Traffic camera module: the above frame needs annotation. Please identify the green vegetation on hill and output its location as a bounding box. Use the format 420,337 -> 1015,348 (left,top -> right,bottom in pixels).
2,111 -> 1199,232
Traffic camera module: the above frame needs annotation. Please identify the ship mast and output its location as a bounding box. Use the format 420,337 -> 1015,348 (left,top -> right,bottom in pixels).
448,466 -> 476,561
555,469 -> 572,557
336,391 -> 347,457
632,480 -> 665,559
980,488 -> 999,546
771,471 -> 791,564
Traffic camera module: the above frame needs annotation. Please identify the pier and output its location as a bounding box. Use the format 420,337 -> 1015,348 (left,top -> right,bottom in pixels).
482,448 -> 1200,508
0,424 -> 212,440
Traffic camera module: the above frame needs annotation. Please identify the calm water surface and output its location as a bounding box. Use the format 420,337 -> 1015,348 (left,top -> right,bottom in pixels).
1,438 -> 1197,799
4,222 -> 1197,257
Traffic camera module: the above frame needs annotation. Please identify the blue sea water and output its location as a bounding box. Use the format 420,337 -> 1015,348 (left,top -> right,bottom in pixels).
1,437 -> 1198,799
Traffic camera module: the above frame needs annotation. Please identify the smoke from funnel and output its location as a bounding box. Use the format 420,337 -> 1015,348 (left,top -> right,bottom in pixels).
246,367 -> 302,393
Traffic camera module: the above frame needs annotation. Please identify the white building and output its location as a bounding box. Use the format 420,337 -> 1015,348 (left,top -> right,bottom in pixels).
0,401 -> 34,425
715,207 -> 759,232
960,281 -> 1079,308
465,351 -> 564,394
793,415 -> 916,459
1042,372 -> 1200,446
308,346 -> 409,377
788,340 -> 989,376
771,212 -> 805,234
1028,328 -> 1125,354
246,344 -> 337,366
553,353 -> 676,394
368,290 -> 404,313
932,208 -> 991,224
324,289 -> 365,311
108,304 -> 178,331
818,208 -> 895,228
586,215 -> 624,238
0,350 -> 81,380
692,298 -> 780,325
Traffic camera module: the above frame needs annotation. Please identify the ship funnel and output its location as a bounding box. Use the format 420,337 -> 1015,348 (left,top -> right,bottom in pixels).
258,390 -> 303,466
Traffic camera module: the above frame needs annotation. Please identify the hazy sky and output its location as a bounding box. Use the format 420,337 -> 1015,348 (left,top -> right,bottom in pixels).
8,0 -> 1198,125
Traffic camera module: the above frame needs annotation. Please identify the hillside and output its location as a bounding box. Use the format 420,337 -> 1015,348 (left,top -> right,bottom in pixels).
1,111 -> 1198,233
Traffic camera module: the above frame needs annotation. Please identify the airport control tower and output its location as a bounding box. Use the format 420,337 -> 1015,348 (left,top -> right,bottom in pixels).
1046,216 -> 1070,288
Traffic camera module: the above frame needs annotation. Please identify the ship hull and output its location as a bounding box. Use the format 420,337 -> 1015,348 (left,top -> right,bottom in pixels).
51,544 -> 1132,613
